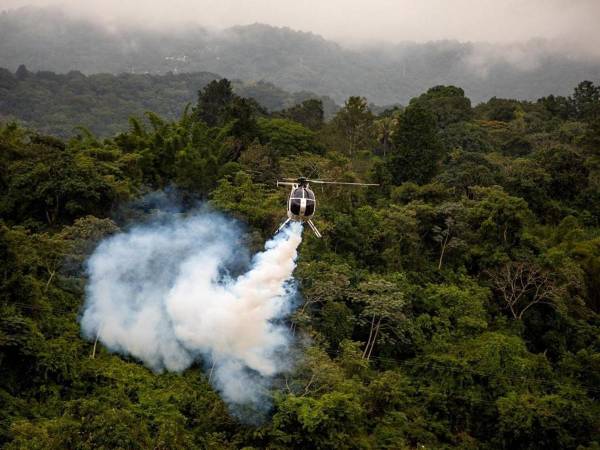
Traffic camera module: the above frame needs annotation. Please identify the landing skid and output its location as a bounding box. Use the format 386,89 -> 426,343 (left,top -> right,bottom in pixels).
276,218 -> 291,234
306,219 -> 322,238
276,218 -> 322,238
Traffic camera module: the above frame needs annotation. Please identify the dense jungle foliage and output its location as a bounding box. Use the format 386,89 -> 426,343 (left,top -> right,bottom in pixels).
1,79 -> 599,449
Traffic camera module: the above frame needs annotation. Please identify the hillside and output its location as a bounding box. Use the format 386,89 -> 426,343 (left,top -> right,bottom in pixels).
2,6 -> 600,105
0,67 -> 338,137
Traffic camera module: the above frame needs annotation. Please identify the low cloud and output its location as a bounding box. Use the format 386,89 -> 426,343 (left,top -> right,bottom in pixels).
2,0 -> 599,58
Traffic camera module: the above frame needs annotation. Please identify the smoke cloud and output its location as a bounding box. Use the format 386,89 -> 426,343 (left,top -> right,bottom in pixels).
80,211 -> 303,414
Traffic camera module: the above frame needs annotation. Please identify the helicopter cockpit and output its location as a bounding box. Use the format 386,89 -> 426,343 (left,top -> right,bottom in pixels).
289,187 -> 316,217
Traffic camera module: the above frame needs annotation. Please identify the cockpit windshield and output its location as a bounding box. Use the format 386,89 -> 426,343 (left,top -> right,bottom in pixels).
289,187 -> 316,216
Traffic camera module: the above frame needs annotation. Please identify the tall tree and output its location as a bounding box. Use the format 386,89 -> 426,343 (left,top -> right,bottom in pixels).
351,275 -> 406,361
194,79 -> 235,127
571,80 -> 600,121
388,104 -> 443,184
374,114 -> 399,157
331,96 -> 375,155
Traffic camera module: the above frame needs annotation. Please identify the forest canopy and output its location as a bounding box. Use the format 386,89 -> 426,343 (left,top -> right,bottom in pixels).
1,79 -> 599,449
0,66 -> 339,137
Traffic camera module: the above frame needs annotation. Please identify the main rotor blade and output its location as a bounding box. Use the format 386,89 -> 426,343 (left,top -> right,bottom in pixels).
307,179 -> 379,186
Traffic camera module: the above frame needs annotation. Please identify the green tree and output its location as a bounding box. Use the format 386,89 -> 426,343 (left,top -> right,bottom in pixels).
280,98 -> 324,130
388,104 -> 444,185
374,114 -> 399,157
351,274 -> 406,361
271,392 -> 368,449
476,97 -> 520,122
571,80 -> 600,121
194,79 -> 236,127
436,149 -> 497,197
1,132 -> 126,227
331,96 -> 375,155
257,117 -> 321,156
466,186 -> 533,265
409,85 -> 472,128
536,145 -> 588,202
496,391 -> 597,450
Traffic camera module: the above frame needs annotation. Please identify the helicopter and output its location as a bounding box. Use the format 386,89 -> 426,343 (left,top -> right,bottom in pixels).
276,176 -> 378,238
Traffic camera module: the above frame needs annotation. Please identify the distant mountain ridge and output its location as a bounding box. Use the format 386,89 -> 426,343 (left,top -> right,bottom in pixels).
1,6 -> 600,104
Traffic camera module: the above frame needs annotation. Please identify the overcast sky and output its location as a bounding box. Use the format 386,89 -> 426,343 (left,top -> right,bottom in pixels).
2,0 -> 599,49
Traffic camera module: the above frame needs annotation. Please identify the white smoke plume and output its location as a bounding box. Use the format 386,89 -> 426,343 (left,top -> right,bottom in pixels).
80,211 -> 303,414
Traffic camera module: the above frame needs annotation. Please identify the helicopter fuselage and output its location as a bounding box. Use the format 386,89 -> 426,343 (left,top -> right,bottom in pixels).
277,182 -> 322,237
287,184 -> 316,221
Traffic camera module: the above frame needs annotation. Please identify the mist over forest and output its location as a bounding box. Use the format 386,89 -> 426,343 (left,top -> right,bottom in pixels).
2,6 -> 600,105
